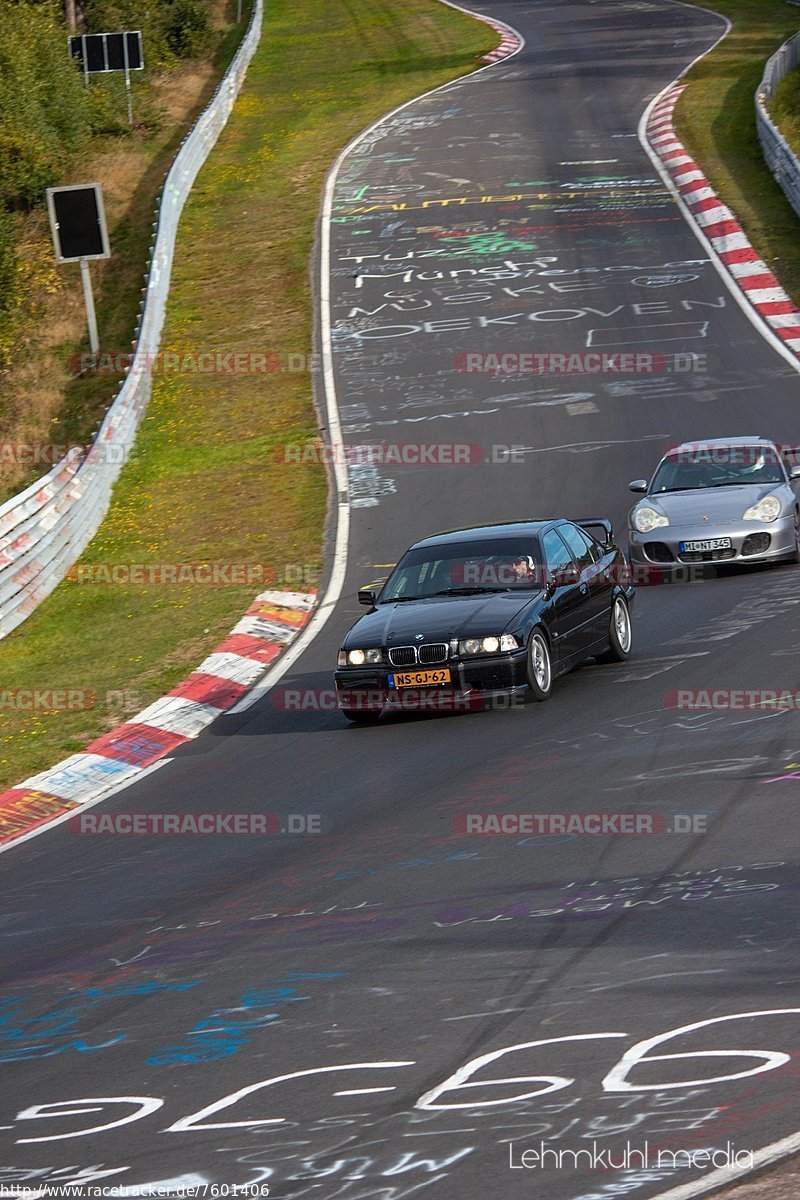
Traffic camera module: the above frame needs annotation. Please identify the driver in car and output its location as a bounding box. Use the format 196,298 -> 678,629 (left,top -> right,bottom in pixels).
510,554 -> 538,586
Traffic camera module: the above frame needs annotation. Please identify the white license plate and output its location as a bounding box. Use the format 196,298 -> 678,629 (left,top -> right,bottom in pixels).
680,537 -> 732,552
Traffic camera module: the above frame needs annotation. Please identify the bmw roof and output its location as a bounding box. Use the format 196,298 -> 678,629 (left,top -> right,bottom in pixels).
411,520 -> 568,549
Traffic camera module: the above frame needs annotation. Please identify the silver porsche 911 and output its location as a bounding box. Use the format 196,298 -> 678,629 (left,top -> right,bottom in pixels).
628,437 -> 800,574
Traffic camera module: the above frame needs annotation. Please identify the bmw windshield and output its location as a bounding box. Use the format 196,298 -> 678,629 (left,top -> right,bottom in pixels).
380,538 -> 544,601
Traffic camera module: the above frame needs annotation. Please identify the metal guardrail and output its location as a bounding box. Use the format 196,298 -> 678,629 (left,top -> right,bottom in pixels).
0,0 -> 263,640
756,29 -> 800,222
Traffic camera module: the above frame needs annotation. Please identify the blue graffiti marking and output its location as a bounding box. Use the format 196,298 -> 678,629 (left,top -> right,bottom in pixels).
147,972 -> 347,1066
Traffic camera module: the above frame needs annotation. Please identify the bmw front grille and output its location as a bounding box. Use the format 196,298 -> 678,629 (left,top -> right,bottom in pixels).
388,643 -> 448,666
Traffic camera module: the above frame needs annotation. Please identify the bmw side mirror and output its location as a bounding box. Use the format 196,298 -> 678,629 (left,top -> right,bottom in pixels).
550,563 -> 579,588
358,588 -> 378,607
628,479 -> 648,493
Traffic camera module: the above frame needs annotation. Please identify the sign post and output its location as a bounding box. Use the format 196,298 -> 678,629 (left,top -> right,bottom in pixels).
79,260 -> 100,355
46,184 -> 111,357
122,32 -> 133,126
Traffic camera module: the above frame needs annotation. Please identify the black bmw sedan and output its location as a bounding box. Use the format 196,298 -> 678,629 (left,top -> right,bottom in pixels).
334,519 -> 634,722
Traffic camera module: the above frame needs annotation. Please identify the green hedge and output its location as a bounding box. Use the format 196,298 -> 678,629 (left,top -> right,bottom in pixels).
0,0 -> 211,366
0,210 -> 17,316
0,0 -> 212,215
82,0 -> 211,67
0,2 -> 94,210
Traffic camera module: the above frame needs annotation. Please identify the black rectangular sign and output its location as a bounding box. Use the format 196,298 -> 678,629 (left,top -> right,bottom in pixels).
46,184 -> 111,263
69,31 -> 143,73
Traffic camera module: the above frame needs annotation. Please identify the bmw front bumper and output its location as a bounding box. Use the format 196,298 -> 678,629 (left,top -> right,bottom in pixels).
334,649 -> 529,714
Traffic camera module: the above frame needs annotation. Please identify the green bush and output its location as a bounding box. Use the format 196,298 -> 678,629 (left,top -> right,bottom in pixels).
0,0 -> 212,212
0,208 -> 19,365
0,210 -> 17,316
0,1 -> 93,209
160,0 -> 210,58
0,0 -> 210,359
82,0 -> 210,67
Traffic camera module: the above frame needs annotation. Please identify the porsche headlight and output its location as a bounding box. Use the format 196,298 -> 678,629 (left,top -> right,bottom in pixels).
743,495 -> 782,523
633,506 -> 670,534
458,634 -> 518,656
339,647 -> 382,667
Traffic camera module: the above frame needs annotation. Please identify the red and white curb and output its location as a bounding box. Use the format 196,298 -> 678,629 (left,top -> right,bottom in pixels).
646,86 -> 800,360
438,0 -> 523,65
481,23 -> 523,63
0,589 -> 316,846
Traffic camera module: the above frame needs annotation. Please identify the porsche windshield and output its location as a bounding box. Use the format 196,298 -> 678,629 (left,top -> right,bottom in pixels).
380,537 -> 544,601
651,446 -> 785,493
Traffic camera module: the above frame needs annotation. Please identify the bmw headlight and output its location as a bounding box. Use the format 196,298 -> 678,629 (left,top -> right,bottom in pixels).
338,648 -> 382,666
743,495 -> 782,523
458,634 -> 518,656
633,506 -> 670,534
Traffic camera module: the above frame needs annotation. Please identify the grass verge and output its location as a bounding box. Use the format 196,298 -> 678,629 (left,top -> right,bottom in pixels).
673,0 -> 800,301
0,0 -> 496,788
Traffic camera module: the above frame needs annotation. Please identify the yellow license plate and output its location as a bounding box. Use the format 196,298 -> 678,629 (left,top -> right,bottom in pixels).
393,668 -> 451,688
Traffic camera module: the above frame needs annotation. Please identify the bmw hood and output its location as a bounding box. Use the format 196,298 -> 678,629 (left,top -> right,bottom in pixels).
635,484 -> 788,527
343,592 -> 537,648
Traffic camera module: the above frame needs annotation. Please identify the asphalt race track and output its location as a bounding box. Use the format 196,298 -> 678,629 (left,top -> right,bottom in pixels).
4,2 -> 800,1197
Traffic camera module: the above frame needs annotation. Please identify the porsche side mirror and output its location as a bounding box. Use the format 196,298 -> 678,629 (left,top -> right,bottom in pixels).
788,465 -> 800,481
628,479 -> 648,493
